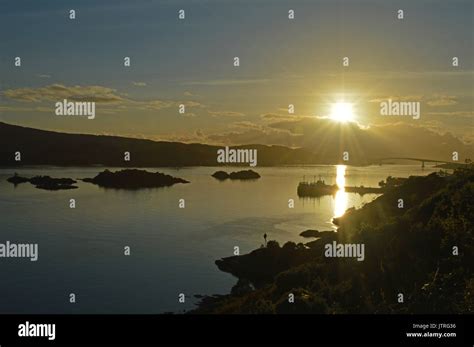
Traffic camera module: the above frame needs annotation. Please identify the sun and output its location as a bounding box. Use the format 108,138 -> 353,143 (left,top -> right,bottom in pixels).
329,102 -> 355,123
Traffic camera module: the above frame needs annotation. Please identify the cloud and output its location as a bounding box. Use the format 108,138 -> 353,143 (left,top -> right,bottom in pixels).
369,95 -> 423,103
181,112 -> 197,117
260,113 -> 312,121
2,84 -> 206,113
153,129 -> 206,143
208,110 -> 245,117
3,84 -> 125,103
137,100 -> 205,112
0,105 -> 51,113
138,100 -> 174,110
37,74 -> 51,79
427,111 -> 473,118
261,113 -> 287,120
369,94 -> 459,107
181,101 -> 205,108
231,121 -> 262,129
205,126 -> 301,146
342,70 -> 474,80
426,95 -> 458,106
132,82 -> 147,87
182,79 -> 270,86
152,121 -> 301,146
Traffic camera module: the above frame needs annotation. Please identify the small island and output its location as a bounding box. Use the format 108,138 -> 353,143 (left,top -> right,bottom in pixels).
7,173 -> 78,190
82,169 -> 189,189
212,170 -> 261,180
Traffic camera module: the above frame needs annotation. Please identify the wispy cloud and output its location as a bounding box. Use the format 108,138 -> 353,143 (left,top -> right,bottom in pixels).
182,79 -> 270,86
132,81 -> 147,87
208,110 -> 245,117
182,101 -> 205,108
137,100 -> 174,110
427,111 -> 473,118
0,105 -> 51,113
369,95 -> 423,103
342,70 -> 474,80
369,94 -> 460,107
260,113 -> 312,121
2,84 -> 207,114
426,94 -> 458,106
3,84 -> 125,103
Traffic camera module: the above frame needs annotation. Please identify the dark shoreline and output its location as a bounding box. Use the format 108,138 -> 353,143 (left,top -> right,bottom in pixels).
190,166 -> 474,314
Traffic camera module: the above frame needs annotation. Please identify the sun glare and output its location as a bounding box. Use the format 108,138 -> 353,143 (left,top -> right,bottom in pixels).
330,102 -> 355,123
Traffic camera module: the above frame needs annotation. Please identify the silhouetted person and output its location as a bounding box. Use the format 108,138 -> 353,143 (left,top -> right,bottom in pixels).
263,233 -> 267,247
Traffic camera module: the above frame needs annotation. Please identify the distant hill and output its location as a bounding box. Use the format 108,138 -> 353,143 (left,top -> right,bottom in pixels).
0,122 -> 471,167
268,118 -> 474,164
0,122 -> 318,167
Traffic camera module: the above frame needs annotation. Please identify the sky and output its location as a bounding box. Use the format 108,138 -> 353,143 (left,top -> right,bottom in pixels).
0,0 -> 472,146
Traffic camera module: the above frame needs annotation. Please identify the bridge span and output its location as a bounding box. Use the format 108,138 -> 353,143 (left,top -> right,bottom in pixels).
376,157 -> 452,168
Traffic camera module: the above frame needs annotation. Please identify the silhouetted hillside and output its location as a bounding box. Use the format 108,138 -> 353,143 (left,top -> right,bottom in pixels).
0,122 -> 318,167
192,166 -> 474,314
0,122 -> 471,167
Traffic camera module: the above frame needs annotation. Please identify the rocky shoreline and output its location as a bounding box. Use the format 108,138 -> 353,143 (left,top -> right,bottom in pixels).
191,167 -> 474,314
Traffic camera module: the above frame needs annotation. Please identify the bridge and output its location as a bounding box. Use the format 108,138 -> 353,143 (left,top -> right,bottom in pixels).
375,157 -> 453,168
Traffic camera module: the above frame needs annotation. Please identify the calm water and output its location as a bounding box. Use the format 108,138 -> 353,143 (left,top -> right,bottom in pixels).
0,165 -> 438,313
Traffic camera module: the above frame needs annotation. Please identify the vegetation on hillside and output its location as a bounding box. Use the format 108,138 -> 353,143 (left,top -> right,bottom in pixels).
192,166 -> 474,314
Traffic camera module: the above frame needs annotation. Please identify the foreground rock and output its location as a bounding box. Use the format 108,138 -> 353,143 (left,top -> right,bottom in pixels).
7,174 -> 78,190
212,170 -> 260,180
82,169 -> 189,189
215,240 -> 315,288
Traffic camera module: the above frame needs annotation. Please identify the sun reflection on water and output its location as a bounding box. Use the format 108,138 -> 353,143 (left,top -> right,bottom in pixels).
334,165 -> 348,218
